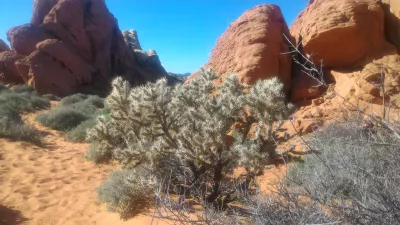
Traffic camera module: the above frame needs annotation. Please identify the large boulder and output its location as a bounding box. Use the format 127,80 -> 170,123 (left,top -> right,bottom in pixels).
0,51 -> 25,84
15,39 -> 94,96
290,0 -> 396,69
0,39 -> 10,53
0,0 -> 168,96
7,24 -> 52,56
354,54 -> 400,106
31,0 -> 58,26
188,4 -> 293,91
382,0 -> 400,52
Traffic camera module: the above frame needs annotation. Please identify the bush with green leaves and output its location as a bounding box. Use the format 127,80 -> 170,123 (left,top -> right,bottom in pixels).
0,92 -> 50,112
88,68 -> 293,217
37,93 -> 106,142
0,84 -> 48,145
97,168 -> 156,219
42,94 -> 61,101
10,84 -> 35,93
37,108 -> 89,132
0,105 -> 42,146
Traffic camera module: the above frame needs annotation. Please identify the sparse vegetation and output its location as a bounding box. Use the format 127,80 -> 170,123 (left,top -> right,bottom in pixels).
97,168 -> 155,220
0,84 -> 48,145
37,93 -> 107,142
42,94 -> 61,101
10,84 -> 35,94
37,108 -> 89,132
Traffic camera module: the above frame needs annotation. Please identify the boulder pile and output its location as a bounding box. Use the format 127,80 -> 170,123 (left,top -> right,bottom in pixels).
0,0 -> 168,96
188,0 -> 400,135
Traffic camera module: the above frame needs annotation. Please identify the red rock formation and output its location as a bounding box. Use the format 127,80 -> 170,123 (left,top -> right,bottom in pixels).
290,0 -> 396,69
0,51 -> 25,85
2,0 -> 168,96
0,40 -> 10,53
187,4 -> 293,92
382,0 -> 400,52
7,24 -> 52,56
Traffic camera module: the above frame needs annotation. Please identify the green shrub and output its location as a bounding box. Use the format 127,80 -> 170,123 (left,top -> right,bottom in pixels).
0,124 -> 43,146
0,92 -> 50,112
86,95 -> 105,108
42,94 -> 61,101
67,108 -> 110,142
60,93 -> 89,106
36,108 -> 89,131
11,84 -> 35,93
0,105 -> 22,124
97,169 -> 155,219
88,69 -> 293,217
85,142 -> 112,164
0,83 -> 8,92
67,118 -> 97,142
0,106 -> 42,145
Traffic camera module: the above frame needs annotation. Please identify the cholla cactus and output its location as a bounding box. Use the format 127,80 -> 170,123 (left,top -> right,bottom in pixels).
88,68 -> 293,205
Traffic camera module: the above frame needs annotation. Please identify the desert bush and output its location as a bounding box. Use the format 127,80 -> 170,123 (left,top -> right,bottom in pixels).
0,85 -> 47,145
97,168 -> 156,220
67,118 -> 97,142
36,108 -> 89,131
88,69 -> 293,218
0,105 -> 22,124
0,83 -> 8,92
0,105 -> 42,145
42,94 -> 61,101
279,123 -> 400,224
37,94 -> 106,140
11,84 -> 35,93
67,108 -> 111,142
0,92 -> 50,112
59,93 -> 89,106
85,142 -> 112,164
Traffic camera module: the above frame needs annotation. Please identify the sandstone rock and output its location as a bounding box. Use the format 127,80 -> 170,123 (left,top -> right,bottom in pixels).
123,29 -> 142,50
0,0 -> 168,96
0,39 -> 10,53
382,0 -> 400,52
7,24 -> 52,56
290,64 -> 324,102
188,4 -> 293,91
291,0 -> 396,69
355,54 -> 400,106
31,0 -> 58,26
0,51 -> 25,84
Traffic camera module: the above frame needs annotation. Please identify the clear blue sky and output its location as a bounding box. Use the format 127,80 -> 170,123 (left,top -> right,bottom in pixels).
0,0 -> 308,73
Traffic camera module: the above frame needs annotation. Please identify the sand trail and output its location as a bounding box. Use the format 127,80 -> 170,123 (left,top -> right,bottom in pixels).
0,112 -> 168,225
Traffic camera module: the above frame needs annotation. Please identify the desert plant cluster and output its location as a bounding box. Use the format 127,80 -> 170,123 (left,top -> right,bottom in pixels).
84,51 -> 400,224
36,93 -> 110,142
0,83 -> 50,145
86,68 -> 294,218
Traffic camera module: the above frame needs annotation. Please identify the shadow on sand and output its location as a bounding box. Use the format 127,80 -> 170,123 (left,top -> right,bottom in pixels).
0,205 -> 28,225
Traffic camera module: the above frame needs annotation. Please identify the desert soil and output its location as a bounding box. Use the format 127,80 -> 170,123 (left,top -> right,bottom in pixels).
0,110 -> 169,225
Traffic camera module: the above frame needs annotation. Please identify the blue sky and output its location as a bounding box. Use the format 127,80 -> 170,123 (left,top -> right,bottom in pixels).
0,1 -> 308,73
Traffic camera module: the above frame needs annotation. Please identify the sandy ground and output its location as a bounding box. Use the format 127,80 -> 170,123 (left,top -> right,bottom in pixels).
0,111 -> 170,225
0,109 -> 289,225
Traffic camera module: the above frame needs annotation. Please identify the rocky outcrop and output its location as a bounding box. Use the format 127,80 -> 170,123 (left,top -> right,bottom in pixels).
187,4 -> 293,91
382,0 -> 400,52
7,24 -> 52,56
1,0 -> 168,96
0,51 -> 25,85
123,30 -> 142,50
290,0 -> 396,69
0,40 -> 10,53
